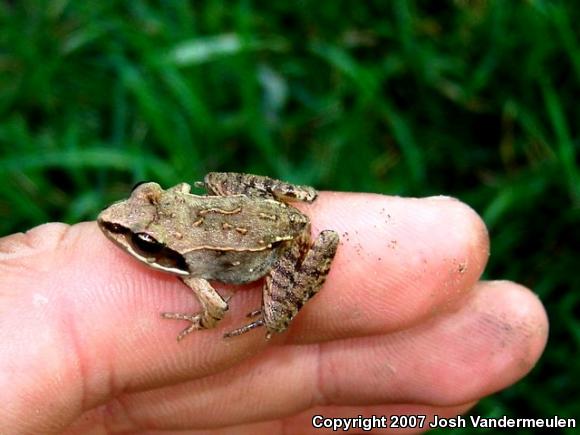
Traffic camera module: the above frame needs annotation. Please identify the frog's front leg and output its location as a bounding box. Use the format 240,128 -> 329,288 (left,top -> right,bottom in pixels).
162,277 -> 228,341
224,229 -> 339,339
199,172 -> 318,203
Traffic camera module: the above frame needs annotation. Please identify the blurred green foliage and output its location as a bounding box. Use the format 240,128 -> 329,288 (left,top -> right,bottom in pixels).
0,0 -> 578,430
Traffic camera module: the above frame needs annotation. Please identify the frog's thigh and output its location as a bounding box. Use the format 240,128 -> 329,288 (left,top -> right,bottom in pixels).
204,172 -> 317,202
263,229 -> 339,333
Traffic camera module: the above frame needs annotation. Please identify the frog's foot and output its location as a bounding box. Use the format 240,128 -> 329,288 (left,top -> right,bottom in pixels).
161,312 -> 202,341
161,309 -> 224,341
202,172 -> 318,202
163,277 -> 229,341
223,317 -> 270,339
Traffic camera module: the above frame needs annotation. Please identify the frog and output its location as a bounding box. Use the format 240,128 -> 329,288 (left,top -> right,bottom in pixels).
97,172 -> 339,340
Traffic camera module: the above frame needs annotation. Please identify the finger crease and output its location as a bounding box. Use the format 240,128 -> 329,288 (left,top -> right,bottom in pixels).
313,342 -> 330,407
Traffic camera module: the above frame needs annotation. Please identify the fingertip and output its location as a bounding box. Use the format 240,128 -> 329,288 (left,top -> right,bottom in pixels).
293,193 -> 492,340
426,195 -> 490,256
434,280 -> 549,402
476,280 -> 549,371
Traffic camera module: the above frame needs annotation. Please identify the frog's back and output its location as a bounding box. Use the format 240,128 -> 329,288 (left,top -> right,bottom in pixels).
156,193 -> 309,253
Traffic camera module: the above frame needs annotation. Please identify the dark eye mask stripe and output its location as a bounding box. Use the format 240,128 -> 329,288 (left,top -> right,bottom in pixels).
100,222 -> 189,274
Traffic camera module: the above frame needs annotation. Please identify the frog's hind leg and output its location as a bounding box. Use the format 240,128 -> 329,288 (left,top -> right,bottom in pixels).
162,277 -> 229,341
200,172 -> 318,203
224,229 -> 339,339
264,229 -> 339,334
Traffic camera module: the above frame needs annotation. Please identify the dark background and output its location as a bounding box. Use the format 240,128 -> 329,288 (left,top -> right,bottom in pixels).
0,1 -> 578,431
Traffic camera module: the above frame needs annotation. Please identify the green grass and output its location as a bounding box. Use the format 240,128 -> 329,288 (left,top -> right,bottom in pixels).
1,0 -> 578,430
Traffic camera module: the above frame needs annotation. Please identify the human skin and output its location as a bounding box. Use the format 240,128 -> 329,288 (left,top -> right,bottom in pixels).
0,193 -> 548,434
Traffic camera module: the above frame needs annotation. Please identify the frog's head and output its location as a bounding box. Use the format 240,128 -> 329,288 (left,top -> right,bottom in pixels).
97,182 -> 189,276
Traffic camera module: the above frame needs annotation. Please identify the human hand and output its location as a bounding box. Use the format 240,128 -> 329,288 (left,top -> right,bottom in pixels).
0,193 -> 548,433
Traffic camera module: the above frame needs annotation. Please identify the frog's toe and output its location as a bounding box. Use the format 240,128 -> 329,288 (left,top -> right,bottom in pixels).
223,318 -> 266,338
176,322 -> 201,341
161,312 -> 203,341
246,308 -> 262,318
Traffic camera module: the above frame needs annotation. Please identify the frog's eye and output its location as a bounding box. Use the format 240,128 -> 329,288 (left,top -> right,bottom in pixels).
131,232 -> 163,254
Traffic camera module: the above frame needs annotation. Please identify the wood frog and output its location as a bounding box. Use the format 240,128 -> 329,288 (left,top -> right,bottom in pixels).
97,172 -> 339,340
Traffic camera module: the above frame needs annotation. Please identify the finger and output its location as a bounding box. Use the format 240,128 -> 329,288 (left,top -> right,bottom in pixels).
69,402 -> 476,434
315,280 -> 548,405
290,193 -> 490,340
0,193 -> 489,431
70,280 -> 546,430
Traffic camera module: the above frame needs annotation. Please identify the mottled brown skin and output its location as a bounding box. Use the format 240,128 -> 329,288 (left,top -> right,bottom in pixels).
97,172 -> 339,340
